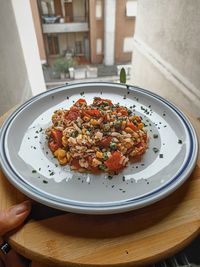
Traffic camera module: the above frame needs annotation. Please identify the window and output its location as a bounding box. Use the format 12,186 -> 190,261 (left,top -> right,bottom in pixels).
126,0 -> 137,17
41,0 -> 55,16
96,38 -> 102,54
96,0 -> 102,19
47,35 -> 59,55
123,37 -> 133,52
75,41 -> 83,55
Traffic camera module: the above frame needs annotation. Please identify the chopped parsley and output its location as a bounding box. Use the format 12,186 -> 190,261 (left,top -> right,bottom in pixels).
98,164 -> 106,170
110,142 -> 117,149
153,134 -> 158,139
153,147 -> 159,153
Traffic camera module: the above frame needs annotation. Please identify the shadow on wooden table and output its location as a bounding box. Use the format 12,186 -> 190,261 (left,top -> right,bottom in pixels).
32,172 -> 193,239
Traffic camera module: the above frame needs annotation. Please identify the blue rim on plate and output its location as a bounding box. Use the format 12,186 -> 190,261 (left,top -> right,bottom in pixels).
0,82 -> 198,214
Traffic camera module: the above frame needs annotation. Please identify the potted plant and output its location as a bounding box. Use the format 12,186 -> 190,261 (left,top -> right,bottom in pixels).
53,57 -> 77,79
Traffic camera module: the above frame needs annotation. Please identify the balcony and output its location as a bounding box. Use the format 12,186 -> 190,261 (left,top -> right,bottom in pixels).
42,16 -> 89,33
42,22 -> 89,33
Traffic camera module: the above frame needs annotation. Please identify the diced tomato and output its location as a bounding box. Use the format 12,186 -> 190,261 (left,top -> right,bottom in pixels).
51,130 -> 63,147
49,141 -> 59,152
93,97 -> 113,106
71,159 -> 81,169
70,106 -> 79,112
84,109 -> 101,117
116,107 -> 128,116
48,129 -> 63,152
99,136 -> 113,148
105,151 -> 123,172
75,99 -> 87,106
89,166 -> 102,174
65,107 -> 80,120
127,122 -> 139,131
67,111 -> 79,120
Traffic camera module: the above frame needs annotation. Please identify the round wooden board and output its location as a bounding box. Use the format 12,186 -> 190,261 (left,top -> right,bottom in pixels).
0,110 -> 200,267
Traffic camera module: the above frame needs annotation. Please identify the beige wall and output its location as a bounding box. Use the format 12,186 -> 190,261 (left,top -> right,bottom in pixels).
131,0 -> 200,117
115,0 -> 135,63
89,0 -> 104,64
89,0 -> 135,64
30,0 -> 47,63
73,0 -> 86,22
0,0 -> 32,115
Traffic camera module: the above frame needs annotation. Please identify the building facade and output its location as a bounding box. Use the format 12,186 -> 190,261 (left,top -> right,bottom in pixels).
32,0 -> 137,66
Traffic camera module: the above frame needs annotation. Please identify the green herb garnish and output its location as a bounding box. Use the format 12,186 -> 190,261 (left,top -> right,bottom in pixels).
110,142 -> 117,149
153,147 -> 159,153
71,130 -> 79,138
99,164 -> 107,170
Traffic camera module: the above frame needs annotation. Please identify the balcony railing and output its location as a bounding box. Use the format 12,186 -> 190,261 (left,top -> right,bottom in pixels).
42,15 -> 88,24
42,22 -> 89,33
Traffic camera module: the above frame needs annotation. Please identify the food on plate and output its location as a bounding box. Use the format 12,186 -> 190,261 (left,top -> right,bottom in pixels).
46,97 -> 148,174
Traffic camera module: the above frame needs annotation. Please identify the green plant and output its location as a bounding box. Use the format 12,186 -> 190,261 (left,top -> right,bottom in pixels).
120,67 -> 126,83
53,57 -> 77,74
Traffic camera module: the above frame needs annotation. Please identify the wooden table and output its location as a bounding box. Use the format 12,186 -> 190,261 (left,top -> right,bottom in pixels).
0,109 -> 200,267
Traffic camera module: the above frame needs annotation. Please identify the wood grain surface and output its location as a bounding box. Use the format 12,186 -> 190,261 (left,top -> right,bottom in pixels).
0,109 -> 200,267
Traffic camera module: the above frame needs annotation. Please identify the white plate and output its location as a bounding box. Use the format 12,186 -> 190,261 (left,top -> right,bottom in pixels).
0,82 -> 198,214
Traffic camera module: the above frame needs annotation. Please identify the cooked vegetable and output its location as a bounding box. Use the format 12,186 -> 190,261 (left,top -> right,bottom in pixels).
46,97 -> 148,174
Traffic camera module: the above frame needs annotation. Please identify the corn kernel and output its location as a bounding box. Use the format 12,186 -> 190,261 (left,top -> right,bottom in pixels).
54,148 -> 66,158
96,151 -> 103,159
83,116 -> 90,122
121,121 -> 126,129
91,119 -> 98,125
134,116 -> 141,122
59,157 -> 68,165
138,123 -> 144,129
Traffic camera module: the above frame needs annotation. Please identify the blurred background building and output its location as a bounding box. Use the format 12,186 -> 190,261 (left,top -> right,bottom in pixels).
33,0 -> 137,66
0,0 -> 200,119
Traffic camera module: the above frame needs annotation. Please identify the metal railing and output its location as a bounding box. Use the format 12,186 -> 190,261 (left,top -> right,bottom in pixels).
150,235 -> 200,267
42,15 -> 88,24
